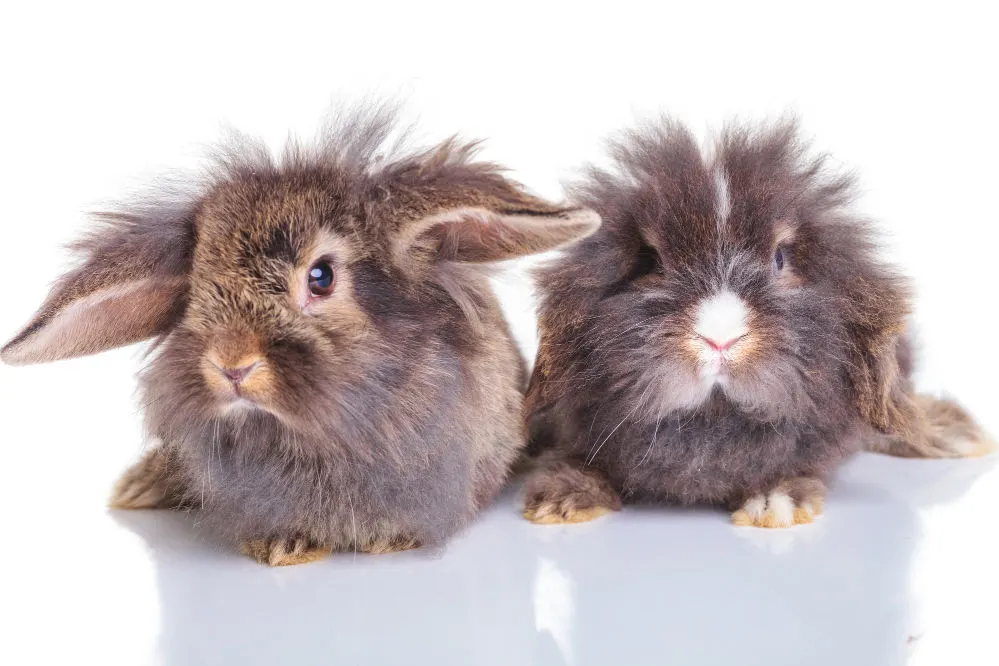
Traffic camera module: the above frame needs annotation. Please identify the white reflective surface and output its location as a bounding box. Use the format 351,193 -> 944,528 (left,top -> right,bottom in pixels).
4,439 -> 997,665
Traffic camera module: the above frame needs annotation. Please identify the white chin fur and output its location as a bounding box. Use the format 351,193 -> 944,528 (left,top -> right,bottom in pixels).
221,398 -> 258,415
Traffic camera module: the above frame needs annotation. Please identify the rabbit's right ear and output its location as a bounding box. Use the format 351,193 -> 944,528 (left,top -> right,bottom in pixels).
1,210 -> 195,366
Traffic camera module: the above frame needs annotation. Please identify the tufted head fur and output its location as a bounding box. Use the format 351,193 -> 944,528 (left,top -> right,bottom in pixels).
2,104 -> 600,551
527,117 -> 961,505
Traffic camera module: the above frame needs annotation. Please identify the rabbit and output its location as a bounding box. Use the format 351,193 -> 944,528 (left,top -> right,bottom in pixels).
522,117 -> 995,529
0,105 -> 600,565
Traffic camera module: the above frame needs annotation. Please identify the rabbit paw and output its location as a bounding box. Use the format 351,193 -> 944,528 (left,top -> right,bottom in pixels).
109,447 -> 181,510
241,537 -> 331,566
731,478 -> 825,528
523,461 -> 622,525
359,535 -> 421,554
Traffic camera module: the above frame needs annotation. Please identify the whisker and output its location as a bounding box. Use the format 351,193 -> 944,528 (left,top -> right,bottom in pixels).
348,490 -> 358,561
586,379 -> 655,466
634,412 -> 663,469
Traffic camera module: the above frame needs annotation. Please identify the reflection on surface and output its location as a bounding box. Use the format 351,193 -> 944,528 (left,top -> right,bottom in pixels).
534,557 -> 576,664
111,453 -> 995,666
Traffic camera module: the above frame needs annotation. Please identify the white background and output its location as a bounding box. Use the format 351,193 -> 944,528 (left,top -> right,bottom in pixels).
0,2 -> 996,665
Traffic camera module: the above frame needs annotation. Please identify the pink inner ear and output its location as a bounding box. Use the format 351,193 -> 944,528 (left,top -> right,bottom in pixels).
436,210 -> 513,262
426,206 -> 601,264
1,278 -> 185,365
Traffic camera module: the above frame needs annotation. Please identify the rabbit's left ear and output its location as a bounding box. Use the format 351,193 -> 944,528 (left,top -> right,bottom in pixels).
849,326 -> 909,432
843,276 -> 921,441
1,211 -> 195,366
398,192 -> 600,264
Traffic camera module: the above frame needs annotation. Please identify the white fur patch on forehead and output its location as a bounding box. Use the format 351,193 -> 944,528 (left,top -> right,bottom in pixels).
713,168 -> 731,230
694,289 -> 748,346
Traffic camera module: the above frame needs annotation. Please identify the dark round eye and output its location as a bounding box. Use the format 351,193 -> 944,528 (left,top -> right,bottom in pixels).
307,260 -> 335,297
774,247 -> 786,272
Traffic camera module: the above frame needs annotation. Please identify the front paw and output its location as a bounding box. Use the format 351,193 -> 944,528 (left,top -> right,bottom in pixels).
241,537 -> 331,566
731,477 -> 825,528
358,535 -> 421,554
109,447 -> 182,510
523,461 -> 622,525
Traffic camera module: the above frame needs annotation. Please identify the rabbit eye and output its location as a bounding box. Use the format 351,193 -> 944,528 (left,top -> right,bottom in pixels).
774,247 -> 786,272
307,260 -> 335,297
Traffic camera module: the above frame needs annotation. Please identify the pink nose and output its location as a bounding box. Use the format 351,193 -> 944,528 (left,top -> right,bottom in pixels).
700,335 -> 742,352
219,362 -> 260,385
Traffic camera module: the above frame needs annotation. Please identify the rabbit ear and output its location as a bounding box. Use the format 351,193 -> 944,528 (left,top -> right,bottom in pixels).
2,211 -> 195,365
849,327 -> 910,432
842,274 -> 921,441
400,198 -> 600,264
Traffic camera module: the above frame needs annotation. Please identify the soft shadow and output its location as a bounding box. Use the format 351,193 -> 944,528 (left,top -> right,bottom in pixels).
112,486 -> 539,666
112,454 -> 994,666
520,453 -> 995,666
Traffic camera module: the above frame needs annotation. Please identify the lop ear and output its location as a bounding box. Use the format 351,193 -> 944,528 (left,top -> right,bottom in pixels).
842,272 -> 931,449
399,193 -> 600,264
849,325 -> 911,433
2,210 -> 195,366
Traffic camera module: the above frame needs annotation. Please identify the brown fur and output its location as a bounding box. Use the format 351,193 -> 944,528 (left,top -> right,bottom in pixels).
525,117 -> 993,527
108,446 -> 189,510
870,394 -> 998,458
522,459 -> 622,524
241,537 -> 333,567
1,104 -> 599,563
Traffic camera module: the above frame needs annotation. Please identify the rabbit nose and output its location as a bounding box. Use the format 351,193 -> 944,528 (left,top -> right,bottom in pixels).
207,330 -> 263,381
694,289 -> 749,352
218,361 -> 261,385
699,335 -> 743,353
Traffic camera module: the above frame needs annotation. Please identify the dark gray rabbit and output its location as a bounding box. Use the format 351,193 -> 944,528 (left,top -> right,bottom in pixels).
1,107 -> 599,564
524,118 -> 994,528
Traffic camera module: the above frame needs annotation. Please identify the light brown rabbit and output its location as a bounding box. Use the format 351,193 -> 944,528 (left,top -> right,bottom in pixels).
1,106 -> 599,565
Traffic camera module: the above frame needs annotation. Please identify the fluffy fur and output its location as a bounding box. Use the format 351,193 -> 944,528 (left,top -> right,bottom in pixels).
524,118 -> 994,526
2,104 -> 599,563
